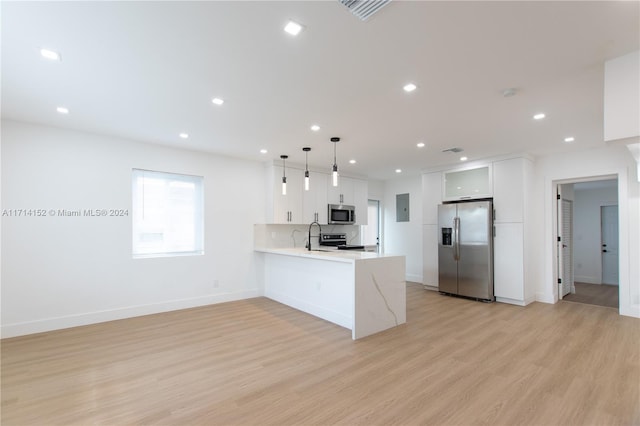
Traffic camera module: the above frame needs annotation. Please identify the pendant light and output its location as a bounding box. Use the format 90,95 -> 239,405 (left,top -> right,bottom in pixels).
331,137 -> 340,187
303,147 -> 311,191
280,155 -> 288,195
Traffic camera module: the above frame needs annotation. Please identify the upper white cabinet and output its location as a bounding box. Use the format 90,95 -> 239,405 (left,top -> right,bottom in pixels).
422,172 -> 442,225
327,177 -> 354,205
267,164 -> 368,225
327,176 -> 368,225
303,171 -> 328,224
442,165 -> 492,201
270,166 -> 303,224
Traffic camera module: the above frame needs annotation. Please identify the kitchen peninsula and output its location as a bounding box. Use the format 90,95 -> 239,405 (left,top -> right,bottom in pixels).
254,247 -> 406,339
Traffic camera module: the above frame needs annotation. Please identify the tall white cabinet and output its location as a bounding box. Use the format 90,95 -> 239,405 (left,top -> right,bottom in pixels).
492,157 -> 534,305
422,172 -> 442,290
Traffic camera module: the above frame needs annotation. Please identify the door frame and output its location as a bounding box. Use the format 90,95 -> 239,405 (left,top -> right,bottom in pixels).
548,171 -> 631,316
365,199 -> 382,253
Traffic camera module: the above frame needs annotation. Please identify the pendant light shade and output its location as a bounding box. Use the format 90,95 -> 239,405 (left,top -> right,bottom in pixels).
280,155 -> 288,195
303,147 -> 311,191
331,137 -> 340,187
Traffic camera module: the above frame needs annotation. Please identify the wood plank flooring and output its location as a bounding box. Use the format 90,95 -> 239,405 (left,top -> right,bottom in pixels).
2,283 -> 639,425
562,282 -> 619,309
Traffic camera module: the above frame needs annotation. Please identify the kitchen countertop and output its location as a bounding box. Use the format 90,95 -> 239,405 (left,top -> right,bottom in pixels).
254,247 -> 402,263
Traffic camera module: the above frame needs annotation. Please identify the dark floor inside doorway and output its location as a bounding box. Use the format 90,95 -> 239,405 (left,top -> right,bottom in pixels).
562,282 -> 619,309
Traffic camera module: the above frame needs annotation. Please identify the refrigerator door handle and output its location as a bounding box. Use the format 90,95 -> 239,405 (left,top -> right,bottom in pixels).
453,217 -> 460,261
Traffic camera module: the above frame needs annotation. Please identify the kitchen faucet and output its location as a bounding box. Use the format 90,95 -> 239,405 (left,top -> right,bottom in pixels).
307,221 -> 322,251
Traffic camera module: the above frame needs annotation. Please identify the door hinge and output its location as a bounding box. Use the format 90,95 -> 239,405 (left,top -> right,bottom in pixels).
558,278 -> 562,284
557,193 -> 561,200
557,236 -> 561,242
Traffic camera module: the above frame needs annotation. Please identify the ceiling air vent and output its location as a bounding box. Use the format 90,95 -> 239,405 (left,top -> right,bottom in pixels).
338,0 -> 391,22
442,147 -> 464,153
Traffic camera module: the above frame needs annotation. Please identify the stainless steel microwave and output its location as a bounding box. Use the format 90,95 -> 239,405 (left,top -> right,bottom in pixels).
328,204 -> 356,225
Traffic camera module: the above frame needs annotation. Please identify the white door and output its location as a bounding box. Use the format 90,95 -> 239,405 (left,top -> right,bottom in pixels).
601,205 -> 619,285
556,188 -> 573,299
362,200 -> 380,252
561,199 -> 573,296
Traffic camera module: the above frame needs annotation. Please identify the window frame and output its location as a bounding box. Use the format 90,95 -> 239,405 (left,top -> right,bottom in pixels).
131,168 -> 204,259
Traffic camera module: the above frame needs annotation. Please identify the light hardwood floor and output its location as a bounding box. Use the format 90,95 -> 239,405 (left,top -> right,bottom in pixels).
2,283 -> 639,425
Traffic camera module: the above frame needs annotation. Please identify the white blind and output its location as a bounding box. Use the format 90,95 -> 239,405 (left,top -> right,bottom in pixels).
132,169 -> 204,257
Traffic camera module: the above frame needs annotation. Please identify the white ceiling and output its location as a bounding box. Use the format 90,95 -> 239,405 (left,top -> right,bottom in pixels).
2,1 -> 638,181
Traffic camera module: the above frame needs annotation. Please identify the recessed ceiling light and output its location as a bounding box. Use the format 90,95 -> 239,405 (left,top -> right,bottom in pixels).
310,124 -> 320,132
56,106 -> 69,114
179,133 -> 189,139
564,137 -> 575,143
260,149 -> 268,154
212,97 -> 224,106
40,48 -> 61,61
395,169 -> 402,173
403,83 -> 417,92
533,113 -> 546,120
284,20 -> 303,36
460,156 -> 468,161
417,142 -> 425,148
349,159 -> 356,164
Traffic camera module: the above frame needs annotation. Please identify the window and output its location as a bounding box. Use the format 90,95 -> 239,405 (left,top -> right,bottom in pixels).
132,169 -> 204,258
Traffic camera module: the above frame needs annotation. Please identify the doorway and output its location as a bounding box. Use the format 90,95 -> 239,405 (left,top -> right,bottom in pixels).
363,199 -> 381,252
557,179 -> 619,309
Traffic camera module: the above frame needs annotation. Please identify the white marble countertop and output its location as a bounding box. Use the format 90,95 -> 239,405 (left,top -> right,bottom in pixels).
255,247 -> 403,263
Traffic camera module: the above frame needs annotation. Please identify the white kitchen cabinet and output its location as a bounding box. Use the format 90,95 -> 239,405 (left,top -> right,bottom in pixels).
327,176 -> 368,225
422,224 -> 438,289
270,166 -> 303,224
327,176 -> 355,205
493,222 -> 525,303
493,158 -> 525,223
303,171 -> 328,224
442,165 -> 492,201
422,172 -> 442,225
352,178 -> 368,225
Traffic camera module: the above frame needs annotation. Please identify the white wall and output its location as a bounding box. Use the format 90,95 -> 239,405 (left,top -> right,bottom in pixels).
1,120 -> 266,337
573,184 -> 618,284
367,180 -> 385,201
531,145 -> 639,317
383,176 -> 422,282
604,50 -> 640,142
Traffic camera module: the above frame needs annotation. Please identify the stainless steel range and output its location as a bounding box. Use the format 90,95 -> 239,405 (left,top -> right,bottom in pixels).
319,233 -> 365,251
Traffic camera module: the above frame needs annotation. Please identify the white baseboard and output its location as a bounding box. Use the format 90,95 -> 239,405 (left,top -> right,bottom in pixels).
496,297 -> 527,306
423,285 -> 439,292
620,303 -> 640,318
1,289 -> 261,339
536,291 -> 556,304
406,273 -> 422,283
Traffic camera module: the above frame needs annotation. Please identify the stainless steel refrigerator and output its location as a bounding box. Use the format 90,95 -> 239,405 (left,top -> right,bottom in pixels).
438,200 -> 494,301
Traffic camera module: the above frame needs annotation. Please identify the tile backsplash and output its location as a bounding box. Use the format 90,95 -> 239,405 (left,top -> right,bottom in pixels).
254,224 -> 362,249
